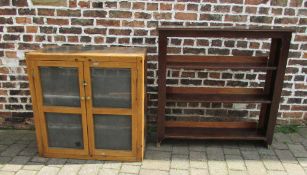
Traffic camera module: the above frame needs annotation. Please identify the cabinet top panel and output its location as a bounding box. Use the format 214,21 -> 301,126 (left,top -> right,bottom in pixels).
26,46 -> 147,57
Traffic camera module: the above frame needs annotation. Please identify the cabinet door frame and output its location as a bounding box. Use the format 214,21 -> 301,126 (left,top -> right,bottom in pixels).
84,59 -> 138,158
32,60 -> 89,156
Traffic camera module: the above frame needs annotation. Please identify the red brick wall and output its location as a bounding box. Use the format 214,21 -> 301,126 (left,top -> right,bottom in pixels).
0,0 -> 306,128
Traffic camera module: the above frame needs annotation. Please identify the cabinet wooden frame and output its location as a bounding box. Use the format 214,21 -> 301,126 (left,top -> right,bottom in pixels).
26,47 -> 147,161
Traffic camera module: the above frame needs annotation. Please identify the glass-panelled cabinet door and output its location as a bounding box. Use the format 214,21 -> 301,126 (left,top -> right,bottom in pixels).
33,61 -> 89,155
84,61 -> 137,157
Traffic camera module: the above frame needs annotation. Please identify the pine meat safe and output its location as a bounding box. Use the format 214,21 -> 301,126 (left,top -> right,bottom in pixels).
26,46 -> 147,161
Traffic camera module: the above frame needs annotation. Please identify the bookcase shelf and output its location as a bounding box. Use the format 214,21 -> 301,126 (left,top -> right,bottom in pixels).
156,26 -> 294,146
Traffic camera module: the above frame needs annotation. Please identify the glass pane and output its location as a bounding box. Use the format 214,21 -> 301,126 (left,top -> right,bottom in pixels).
91,68 -> 131,108
94,115 -> 132,150
40,67 -> 80,107
45,113 -> 83,149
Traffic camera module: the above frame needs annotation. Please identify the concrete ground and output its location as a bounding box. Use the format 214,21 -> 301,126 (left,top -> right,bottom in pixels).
0,129 -> 307,175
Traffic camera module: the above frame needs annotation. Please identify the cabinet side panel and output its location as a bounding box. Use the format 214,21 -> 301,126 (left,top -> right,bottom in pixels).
26,56 -> 44,155
136,55 -> 146,160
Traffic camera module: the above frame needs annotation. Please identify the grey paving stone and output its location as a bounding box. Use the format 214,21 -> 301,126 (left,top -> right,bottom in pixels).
170,169 -> 189,175
103,161 -> 122,169
208,160 -> 227,175
262,155 -> 285,171
228,170 -> 248,175
189,151 -> 207,169
190,168 -> 209,175
275,149 -> 298,164
283,163 -> 306,175
289,133 -> 306,143
0,145 -> 8,152
37,166 -> 60,175
31,156 -> 49,163
146,143 -> 172,152
274,133 -> 293,144
0,144 -> 27,157
0,171 -> 15,175
120,165 -> 140,174
241,150 -> 260,160
139,169 -> 168,175
15,170 -> 37,175
171,154 -> 189,169
272,141 -> 288,150
57,164 -> 82,175
172,144 -> 189,155
1,156 -> 31,172
47,158 -> 67,167
22,162 -> 44,171
78,163 -> 102,175
18,147 -> 37,156
257,147 -> 276,156
189,143 -> 206,152
99,168 -> 119,175
207,147 -> 224,160
225,154 -> 246,171
298,157 -> 307,167
245,160 -> 267,175
223,148 -> 241,155
288,143 -> 307,157
267,170 -> 288,175
298,127 -> 307,138
141,151 -> 171,171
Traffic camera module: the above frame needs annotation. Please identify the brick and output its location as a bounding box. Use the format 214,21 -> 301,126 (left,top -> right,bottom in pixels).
250,16 -> 273,23
83,10 -> 107,18
225,15 -> 247,22
274,17 -> 298,24
135,12 -> 151,19
271,0 -> 288,6
78,1 -> 89,8
47,18 -> 69,25
59,27 -> 81,34
57,9 -> 81,17
7,26 -> 25,33
0,1 -> 10,6
12,0 -> 28,7
109,29 -> 132,35
0,8 -> 17,15
32,0 -> 67,6
104,1 -> 117,8
200,14 -> 222,21
290,0 -> 303,7
16,17 -> 31,24
161,3 -> 173,11
109,10 -> 132,18
175,12 -> 197,20
71,18 -> 93,26
245,0 -> 269,4
96,19 -> 120,26
133,2 -> 145,10
37,9 -> 55,16
84,28 -> 106,34
154,12 -> 172,20
220,0 -> 243,3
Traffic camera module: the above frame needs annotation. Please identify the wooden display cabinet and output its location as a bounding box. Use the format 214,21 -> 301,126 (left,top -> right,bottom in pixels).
26,46 -> 147,161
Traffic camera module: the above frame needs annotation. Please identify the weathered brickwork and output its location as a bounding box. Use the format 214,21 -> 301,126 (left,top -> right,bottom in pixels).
0,0 -> 306,128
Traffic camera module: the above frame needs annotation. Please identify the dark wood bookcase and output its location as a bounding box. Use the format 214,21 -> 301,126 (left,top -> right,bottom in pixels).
156,26 -> 294,146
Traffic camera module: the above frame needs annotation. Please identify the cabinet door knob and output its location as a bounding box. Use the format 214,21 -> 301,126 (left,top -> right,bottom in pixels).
86,96 -> 91,100
80,96 -> 85,100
